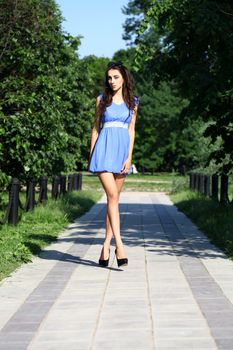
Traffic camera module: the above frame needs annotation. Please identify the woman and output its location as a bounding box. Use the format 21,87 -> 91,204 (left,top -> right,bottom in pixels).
88,61 -> 139,268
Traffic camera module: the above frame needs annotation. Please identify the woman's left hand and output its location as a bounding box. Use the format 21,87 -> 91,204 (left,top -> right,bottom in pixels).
120,158 -> 131,174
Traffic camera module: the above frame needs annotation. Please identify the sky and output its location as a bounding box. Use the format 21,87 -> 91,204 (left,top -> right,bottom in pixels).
56,0 -> 129,59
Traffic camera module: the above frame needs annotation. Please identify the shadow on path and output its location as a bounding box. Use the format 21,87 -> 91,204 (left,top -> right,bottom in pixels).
33,201 -> 226,267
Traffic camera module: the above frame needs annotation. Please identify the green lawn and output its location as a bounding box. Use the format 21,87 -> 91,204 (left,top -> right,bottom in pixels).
83,172 -> 188,193
171,190 -> 233,260
0,190 -> 101,281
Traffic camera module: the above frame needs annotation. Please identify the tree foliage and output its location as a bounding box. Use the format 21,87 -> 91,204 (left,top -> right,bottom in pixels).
0,0 -> 94,186
1,0 -> 227,186
119,1 -> 208,173
81,55 -> 110,97
135,0 -> 233,174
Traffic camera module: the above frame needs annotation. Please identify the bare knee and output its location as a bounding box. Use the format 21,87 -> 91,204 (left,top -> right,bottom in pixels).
107,190 -> 119,204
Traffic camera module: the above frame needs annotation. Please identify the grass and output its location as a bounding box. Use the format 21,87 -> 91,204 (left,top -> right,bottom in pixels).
83,172 -> 187,193
0,190 -> 101,281
170,189 -> 233,260
229,184 -> 233,201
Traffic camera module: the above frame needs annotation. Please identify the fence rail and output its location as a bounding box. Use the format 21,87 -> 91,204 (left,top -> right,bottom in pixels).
0,173 -> 82,226
189,172 -> 231,204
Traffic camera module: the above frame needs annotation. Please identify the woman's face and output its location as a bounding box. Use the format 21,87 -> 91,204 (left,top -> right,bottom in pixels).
107,69 -> 124,92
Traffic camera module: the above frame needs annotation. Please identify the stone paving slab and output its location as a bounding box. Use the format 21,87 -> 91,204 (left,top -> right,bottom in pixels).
0,192 -> 233,349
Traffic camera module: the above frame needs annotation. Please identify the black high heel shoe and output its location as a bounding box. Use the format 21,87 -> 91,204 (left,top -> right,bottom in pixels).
115,248 -> 128,268
99,248 -> 110,267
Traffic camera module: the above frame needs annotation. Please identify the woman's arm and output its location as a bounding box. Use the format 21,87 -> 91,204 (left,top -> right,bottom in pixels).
89,96 -> 102,161
121,105 -> 138,174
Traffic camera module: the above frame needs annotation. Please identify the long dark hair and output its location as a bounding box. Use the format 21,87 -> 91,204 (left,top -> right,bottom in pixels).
100,61 -> 136,115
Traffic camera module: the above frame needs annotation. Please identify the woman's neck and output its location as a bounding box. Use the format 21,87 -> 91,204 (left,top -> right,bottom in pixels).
112,89 -> 123,103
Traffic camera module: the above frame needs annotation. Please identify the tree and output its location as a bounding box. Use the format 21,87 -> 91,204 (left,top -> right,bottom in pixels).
122,0 -> 153,43
118,1 -> 208,173
135,0 -> 233,174
81,55 -> 110,97
112,45 -> 205,172
0,0 -> 94,184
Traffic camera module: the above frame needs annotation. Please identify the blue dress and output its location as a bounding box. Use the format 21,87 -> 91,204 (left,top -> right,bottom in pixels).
89,95 -> 139,175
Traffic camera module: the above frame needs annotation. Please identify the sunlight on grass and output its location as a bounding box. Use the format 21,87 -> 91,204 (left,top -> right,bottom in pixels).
0,190 -> 101,281
170,190 -> 233,260
83,173 -> 188,193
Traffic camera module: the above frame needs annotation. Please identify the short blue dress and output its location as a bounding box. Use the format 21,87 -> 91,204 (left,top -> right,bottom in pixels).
89,95 -> 139,175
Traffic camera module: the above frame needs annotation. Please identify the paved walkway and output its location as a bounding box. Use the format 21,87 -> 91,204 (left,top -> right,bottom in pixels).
0,192 -> 233,350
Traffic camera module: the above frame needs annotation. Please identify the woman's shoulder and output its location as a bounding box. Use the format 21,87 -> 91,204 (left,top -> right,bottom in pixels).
134,95 -> 140,105
96,93 -> 104,101
95,94 -> 103,107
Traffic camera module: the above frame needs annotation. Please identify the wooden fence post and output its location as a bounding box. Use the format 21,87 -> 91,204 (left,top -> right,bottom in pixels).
60,175 -> 66,196
220,174 -> 229,205
211,174 -> 219,201
25,177 -> 36,211
7,178 -> 20,225
68,174 -> 73,192
73,173 -> 79,191
200,173 -> 205,194
78,173 -> 82,190
204,175 -> 210,197
38,176 -> 48,203
52,175 -> 60,199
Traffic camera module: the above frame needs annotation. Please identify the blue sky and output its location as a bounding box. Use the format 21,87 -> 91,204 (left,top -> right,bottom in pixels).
56,0 -> 129,59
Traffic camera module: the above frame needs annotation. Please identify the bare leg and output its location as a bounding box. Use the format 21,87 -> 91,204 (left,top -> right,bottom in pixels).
101,215 -> 112,256
98,172 -> 126,259
100,174 -> 126,259
102,174 -> 126,253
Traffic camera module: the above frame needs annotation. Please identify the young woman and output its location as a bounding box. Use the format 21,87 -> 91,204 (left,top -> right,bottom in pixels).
88,61 -> 139,268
